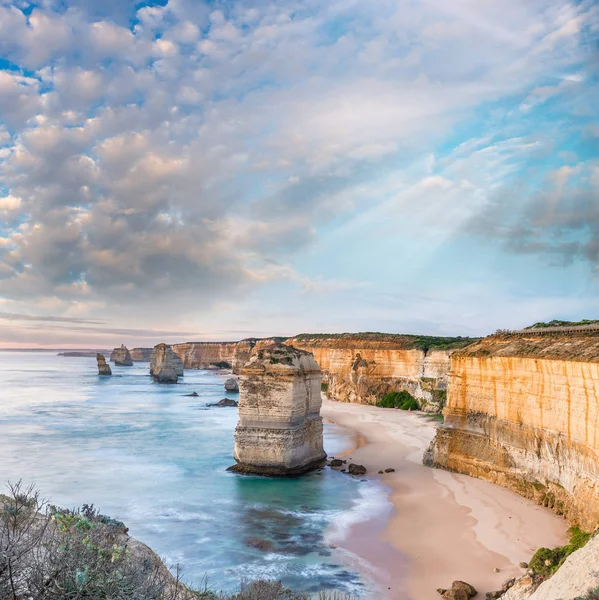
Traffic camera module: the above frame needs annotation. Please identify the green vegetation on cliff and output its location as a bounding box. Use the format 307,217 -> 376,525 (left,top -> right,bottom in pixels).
529,526 -> 593,580
526,319 -> 599,329
1,482 -> 355,600
291,332 -> 479,352
376,391 -> 419,410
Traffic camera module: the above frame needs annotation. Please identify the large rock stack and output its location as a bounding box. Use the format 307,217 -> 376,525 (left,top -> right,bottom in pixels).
111,344 -> 133,366
228,343 -> 327,476
150,343 -> 184,383
96,354 -> 112,376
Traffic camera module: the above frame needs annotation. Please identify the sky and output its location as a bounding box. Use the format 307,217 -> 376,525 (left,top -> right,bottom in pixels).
0,0 -> 598,348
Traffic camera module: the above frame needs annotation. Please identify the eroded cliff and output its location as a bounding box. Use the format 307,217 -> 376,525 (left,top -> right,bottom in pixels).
286,334 -> 475,412
171,338 -> 284,371
425,332 -> 599,530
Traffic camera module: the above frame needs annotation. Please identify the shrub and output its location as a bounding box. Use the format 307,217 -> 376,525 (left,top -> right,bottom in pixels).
529,526 -> 592,580
321,382 -> 329,394
376,391 -> 419,410
576,587 -> 599,600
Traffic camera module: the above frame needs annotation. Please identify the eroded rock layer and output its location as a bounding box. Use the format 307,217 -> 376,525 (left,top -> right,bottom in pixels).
425,333 -> 599,530
229,344 -> 326,476
171,338 -> 283,371
150,344 -> 184,377
111,344 -> 133,366
286,335 -> 465,412
96,353 -> 112,376
150,343 -> 183,383
168,334 -> 475,411
131,347 -> 152,361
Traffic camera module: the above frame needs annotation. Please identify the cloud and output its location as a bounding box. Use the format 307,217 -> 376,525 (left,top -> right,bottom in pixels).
0,312 -> 107,324
0,0 -> 597,343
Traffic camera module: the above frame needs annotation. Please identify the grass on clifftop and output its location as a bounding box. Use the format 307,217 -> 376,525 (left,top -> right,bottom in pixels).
376,391 -> 419,410
525,319 -> 599,329
291,332 -> 479,352
529,526 -> 593,580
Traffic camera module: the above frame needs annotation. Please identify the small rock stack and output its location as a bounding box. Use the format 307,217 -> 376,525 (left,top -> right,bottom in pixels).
228,343 -> 326,476
111,344 -> 133,366
224,378 -> 239,392
96,354 -> 112,376
150,343 -> 183,384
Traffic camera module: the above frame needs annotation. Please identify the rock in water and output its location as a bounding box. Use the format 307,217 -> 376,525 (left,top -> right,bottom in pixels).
228,343 -> 327,476
150,344 -> 184,378
224,378 -> 239,392
208,398 -> 239,407
111,344 -> 133,366
151,343 -> 180,383
96,354 -> 112,376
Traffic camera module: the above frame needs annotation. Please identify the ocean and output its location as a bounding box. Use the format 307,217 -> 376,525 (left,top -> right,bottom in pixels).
0,351 -> 390,597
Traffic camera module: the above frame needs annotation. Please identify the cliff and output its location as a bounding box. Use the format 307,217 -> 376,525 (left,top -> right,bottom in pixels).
425,332 -> 599,531
171,338 -> 284,371
229,344 -> 326,476
131,347 -> 152,361
502,533 -> 599,600
168,334 -> 475,411
286,333 -> 476,412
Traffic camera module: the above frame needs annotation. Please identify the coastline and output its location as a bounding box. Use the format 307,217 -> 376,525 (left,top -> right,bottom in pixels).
321,399 -> 569,600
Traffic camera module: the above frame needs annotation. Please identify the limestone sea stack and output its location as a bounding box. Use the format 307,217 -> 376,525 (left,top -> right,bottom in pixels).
150,344 -> 184,377
96,354 -> 112,376
111,344 -> 133,366
228,343 -> 327,476
150,343 -> 183,383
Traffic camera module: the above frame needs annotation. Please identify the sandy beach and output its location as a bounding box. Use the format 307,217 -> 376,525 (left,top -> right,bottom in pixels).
321,399 -> 569,600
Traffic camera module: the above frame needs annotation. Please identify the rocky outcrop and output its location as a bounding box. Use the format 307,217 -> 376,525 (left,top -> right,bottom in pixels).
171,338 -> 284,371
500,534 -> 599,600
150,344 -> 184,378
228,344 -> 327,476
96,354 -> 112,376
286,334 -> 475,412
224,378 -> 239,392
209,398 -> 239,407
425,332 -> 599,531
111,344 -> 133,366
150,343 -> 183,384
131,347 -> 152,361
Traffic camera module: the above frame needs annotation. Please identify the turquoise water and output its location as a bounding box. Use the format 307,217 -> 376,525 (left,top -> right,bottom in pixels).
0,351 -> 389,596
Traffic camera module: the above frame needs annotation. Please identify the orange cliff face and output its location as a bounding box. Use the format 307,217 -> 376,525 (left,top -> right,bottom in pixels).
171,339 -> 282,371
425,333 -> 599,530
285,335 -> 459,412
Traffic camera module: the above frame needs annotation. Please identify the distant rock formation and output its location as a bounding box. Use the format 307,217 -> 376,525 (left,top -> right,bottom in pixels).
150,343 -> 183,383
228,343 -> 326,476
111,345 -> 133,366
224,378 -> 239,392
150,344 -> 184,378
131,347 -> 152,361
96,354 -> 112,376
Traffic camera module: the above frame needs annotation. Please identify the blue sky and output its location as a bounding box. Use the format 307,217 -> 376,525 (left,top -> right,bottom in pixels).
0,0 -> 598,347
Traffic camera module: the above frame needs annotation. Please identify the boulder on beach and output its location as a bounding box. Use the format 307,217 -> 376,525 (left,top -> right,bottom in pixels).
96,354 -> 112,376
224,378 -> 239,392
111,344 -> 133,366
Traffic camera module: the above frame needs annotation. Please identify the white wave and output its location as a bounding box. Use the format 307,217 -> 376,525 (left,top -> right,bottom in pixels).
323,481 -> 392,546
